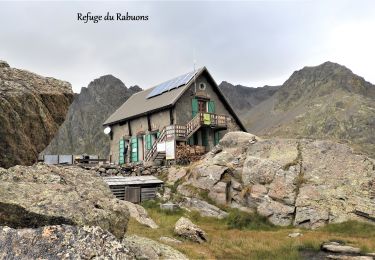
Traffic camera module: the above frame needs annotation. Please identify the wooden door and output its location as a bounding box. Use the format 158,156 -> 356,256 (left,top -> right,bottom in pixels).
125,186 -> 141,203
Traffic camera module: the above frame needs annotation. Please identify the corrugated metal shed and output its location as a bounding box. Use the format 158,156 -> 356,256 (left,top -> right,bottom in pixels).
103,176 -> 164,203
103,176 -> 164,186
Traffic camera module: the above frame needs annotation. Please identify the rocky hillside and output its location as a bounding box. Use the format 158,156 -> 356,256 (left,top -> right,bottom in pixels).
42,75 -> 141,158
218,81 -> 279,115
169,132 -> 375,228
243,62 -> 375,158
0,60 -> 73,168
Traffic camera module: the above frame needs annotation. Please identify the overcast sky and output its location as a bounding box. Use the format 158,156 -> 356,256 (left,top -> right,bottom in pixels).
1,0 -> 374,93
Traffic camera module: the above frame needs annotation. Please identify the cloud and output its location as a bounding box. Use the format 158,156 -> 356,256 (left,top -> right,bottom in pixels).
0,0 -> 374,92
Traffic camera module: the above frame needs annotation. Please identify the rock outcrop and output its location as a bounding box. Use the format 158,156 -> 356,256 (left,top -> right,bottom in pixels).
174,132 -> 375,228
174,217 -> 207,243
42,75 -> 141,158
0,60 -> 74,168
0,225 -> 136,259
0,164 -> 129,239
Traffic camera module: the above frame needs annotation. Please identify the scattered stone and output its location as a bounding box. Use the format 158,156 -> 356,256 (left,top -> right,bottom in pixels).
159,236 -> 182,244
326,255 -> 373,260
124,235 -> 188,260
162,187 -> 172,201
160,202 -> 180,211
122,201 -> 158,229
174,217 -> 207,243
180,197 -> 228,219
288,232 -> 302,238
321,242 -> 361,254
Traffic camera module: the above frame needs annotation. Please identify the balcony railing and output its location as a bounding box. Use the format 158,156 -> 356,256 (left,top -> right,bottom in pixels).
145,113 -> 231,161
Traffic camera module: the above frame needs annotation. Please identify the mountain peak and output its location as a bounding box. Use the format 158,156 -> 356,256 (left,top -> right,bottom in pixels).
88,75 -> 125,88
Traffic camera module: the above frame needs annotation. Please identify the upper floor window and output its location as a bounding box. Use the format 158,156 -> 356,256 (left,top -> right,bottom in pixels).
198,100 -> 207,113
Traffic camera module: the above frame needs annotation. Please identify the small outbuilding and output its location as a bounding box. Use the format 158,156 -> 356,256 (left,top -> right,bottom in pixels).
103,176 -> 163,203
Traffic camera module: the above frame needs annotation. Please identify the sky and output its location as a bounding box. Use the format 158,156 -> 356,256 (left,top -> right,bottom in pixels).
0,0 -> 374,93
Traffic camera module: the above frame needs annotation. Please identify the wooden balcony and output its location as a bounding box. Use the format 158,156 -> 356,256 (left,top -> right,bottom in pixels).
145,113 -> 231,162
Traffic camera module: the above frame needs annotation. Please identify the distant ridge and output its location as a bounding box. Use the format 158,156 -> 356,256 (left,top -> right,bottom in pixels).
242,61 -> 375,158
42,75 -> 142,158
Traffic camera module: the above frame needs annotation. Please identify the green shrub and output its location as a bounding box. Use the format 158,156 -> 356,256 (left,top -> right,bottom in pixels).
142,199 -> 184,216
141,199 -> 160,209
225,208 -> 276,230
320,220 -> 375,238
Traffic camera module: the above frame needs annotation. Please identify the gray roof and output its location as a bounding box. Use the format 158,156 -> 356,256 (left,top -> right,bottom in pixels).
104,67 -> 204,125
103,67 -> 247,131
103,176 -> 164,186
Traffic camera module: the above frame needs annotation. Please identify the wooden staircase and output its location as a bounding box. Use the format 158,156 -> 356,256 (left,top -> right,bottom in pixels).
145,113 -> 231,162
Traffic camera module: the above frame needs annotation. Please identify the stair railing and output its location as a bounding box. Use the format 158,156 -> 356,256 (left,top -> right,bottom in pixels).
145,127 -> 167,161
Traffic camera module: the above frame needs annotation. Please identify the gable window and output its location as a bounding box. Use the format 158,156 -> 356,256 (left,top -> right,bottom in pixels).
198,100 -> 207,113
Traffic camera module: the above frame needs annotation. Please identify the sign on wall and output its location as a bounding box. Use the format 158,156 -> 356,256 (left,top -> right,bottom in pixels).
157,142 -> 166,152
165,140 -> 175,160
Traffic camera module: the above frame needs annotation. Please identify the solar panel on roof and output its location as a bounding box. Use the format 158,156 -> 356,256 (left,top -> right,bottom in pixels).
147,70 -> 197,99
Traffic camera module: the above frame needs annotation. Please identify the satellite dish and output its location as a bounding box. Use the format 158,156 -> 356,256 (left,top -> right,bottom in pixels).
104,127 -> 111,135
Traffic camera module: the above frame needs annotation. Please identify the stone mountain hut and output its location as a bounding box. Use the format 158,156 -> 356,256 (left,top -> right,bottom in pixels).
103,67 -> 246,164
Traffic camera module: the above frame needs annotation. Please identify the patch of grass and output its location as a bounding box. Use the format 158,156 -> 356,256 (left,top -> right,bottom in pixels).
320,220 -> 375,238
127,203 -> 375,259
297,240 -> 321,252
225,208 -> 277,231
141,199 -> 184,216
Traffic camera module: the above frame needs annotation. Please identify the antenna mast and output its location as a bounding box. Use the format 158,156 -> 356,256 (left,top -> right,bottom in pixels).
193,49 -> 197,94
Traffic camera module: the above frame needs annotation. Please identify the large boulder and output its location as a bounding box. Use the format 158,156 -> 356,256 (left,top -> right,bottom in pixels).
179,197 -> 228,219
0,61 -> 74,168
174,217 -> 207,243
219,131 -> 259,149
0,225 -> 136,259
122,201 -> 158,229
0,164 -> 129,239
124,235 -> 188,260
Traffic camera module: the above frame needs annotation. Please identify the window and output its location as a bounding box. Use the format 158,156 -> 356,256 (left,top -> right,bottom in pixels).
198,100 -> 207,113
199,82 -> 206,90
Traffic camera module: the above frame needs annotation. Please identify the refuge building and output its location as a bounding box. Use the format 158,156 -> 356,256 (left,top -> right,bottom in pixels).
103,67 -> 246,164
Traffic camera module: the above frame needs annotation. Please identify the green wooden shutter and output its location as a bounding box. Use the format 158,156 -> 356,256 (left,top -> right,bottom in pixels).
119,139 -> 125,164
192,98 -> 198,118
131,137 -> 138,162
146,134 -> 152,150
214,131 -> 220,146
208,100 -> 215,113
